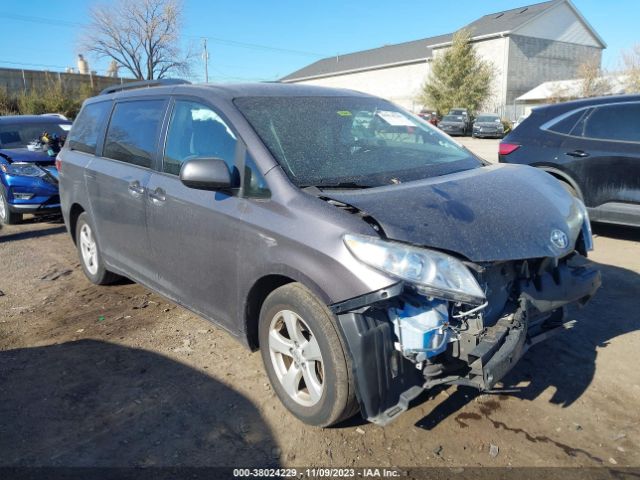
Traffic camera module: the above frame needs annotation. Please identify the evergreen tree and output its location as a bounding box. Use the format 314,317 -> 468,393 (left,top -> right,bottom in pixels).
419,29 -> 493,115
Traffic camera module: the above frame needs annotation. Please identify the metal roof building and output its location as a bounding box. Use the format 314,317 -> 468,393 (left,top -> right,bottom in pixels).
282,0 -> 606,117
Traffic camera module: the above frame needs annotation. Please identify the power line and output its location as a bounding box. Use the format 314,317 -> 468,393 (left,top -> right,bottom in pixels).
0,12 -> 83,28
0,59 -> 69,70
185,34 -> 327,58
0,12 -> 329,58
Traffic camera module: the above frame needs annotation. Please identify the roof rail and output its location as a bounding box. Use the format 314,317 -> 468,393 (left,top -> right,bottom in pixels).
99,78 -> 191,96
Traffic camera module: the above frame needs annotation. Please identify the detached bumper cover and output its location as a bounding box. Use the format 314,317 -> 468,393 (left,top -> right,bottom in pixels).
333,255 -> 601,425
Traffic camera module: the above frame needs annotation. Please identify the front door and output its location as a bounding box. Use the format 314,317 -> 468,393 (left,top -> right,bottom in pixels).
145,99 -> 244,327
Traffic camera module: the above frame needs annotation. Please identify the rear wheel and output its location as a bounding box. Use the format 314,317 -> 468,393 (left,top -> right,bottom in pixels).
258,283 -> 359,426
75,212 -> 120,285
0,186 -> 22,225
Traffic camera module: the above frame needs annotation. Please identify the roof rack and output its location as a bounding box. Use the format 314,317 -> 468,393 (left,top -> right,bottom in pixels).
99,78 -> 191,96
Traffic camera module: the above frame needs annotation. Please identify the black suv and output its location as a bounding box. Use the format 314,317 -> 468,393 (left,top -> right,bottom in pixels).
499,94 -> 640,227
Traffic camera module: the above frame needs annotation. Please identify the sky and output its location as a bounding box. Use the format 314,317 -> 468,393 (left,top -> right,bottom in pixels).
0,0 -> 638,83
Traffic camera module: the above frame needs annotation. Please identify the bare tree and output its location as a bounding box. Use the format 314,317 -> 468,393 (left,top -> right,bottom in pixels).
622,44 -> 640,93
82,0 -> 190,80
577,55 -> 611,98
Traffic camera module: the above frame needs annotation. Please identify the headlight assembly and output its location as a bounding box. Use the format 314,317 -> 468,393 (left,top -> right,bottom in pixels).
344,234 -> 485,304
1,162 -> 46,178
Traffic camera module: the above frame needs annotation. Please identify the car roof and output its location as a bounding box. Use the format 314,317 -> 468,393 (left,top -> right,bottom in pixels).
0,115 -> 72,124
88,81 -> 376,104
533,93 -> 640,115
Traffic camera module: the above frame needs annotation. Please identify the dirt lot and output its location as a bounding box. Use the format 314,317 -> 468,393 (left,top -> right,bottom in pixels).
458,137 -> 500,163
1,206 -> 639,469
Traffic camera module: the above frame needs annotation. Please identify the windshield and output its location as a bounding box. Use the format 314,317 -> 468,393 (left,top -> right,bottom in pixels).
442,115 -> 464,122
0,122 -> 71,149
235,96 -> 480,188
476,116 -> 500,122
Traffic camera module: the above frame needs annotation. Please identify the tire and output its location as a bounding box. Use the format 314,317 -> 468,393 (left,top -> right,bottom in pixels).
0,185 -> 22,225
75,212 -> 120,285
258,283 -> 359,427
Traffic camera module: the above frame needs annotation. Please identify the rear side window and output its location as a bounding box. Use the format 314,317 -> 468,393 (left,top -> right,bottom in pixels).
103,100 -> 166,168
546,109 -> 588,135
67,102 -> 111,154
582,103 -> 640,143
163,100 -> 237,175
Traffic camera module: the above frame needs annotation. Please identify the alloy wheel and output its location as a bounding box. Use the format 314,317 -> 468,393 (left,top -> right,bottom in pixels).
79,223 -> 99,275
0,192 -> 6,221
268,309 -> 325,407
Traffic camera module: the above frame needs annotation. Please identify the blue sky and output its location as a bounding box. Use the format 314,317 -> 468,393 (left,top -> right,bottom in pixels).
0,0 -> 637,82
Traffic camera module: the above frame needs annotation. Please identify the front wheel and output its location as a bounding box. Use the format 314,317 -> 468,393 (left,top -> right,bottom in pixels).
259,283 -> 359,426
75,212 -> 120,285
0,186 -> 22,225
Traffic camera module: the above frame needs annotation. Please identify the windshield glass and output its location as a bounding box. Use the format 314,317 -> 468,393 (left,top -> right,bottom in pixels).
235,96 -> 480,188
442,115 -> 464,122
476,116 -> 500,122
0,122 -> 71,149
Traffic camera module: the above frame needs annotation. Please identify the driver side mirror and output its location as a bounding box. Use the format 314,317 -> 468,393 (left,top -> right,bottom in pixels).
180,157 -> 232,191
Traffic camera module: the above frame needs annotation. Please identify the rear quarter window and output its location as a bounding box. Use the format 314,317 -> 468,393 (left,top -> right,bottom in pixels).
67,101 -> 112,154
544,109 -> 589,135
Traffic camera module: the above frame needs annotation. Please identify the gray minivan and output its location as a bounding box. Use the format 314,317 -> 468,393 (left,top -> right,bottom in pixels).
58,80 -> 600,427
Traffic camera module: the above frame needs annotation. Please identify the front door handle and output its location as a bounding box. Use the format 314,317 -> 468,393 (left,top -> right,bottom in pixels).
128,181 -> 146,197
148,188 -> 166,204
566,150 -> 590,158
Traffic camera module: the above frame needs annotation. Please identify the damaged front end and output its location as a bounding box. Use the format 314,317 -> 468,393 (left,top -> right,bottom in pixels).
332,244 -> 601,426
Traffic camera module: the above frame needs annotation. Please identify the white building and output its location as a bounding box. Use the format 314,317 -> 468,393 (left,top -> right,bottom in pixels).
281,0 -> 606,118
515,74 -> 629,113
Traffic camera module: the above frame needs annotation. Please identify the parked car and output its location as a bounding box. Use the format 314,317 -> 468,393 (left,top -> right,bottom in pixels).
0,115 -> 71,224
512,113 -> 528,130
448,107 -> 473,134
472,114 -> 505,139
418,110 -> 439,126
499,94 -> 640,227
59,80 -> 600,427
438,114 -> 467,136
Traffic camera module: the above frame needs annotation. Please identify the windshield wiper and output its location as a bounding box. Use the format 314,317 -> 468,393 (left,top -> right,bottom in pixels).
312,181 -> 372,190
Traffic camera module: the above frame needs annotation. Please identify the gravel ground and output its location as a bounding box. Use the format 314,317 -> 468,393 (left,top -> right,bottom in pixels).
457,137 -> 500,163
1,199 -> 639,469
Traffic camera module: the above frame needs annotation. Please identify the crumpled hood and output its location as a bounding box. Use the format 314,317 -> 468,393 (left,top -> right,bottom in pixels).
327,164 -> 585,262
0,148 -> 53,163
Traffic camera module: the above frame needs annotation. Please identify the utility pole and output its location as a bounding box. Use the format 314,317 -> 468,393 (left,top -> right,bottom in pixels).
202,38 -> 209,83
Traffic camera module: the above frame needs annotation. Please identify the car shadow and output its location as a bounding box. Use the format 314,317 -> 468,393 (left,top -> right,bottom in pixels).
0,340 -> 279,467
415,259 -> 640,430
0,225 -> 67,243
592,223 -> 640,242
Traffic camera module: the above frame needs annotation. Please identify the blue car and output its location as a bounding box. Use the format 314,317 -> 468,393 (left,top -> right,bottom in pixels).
0,115 -> 71,224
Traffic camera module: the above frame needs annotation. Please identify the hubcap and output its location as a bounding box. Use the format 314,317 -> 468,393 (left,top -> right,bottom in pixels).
268,310 -> 324,407
79,223 -> 99,275
0,192 -> 6,221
